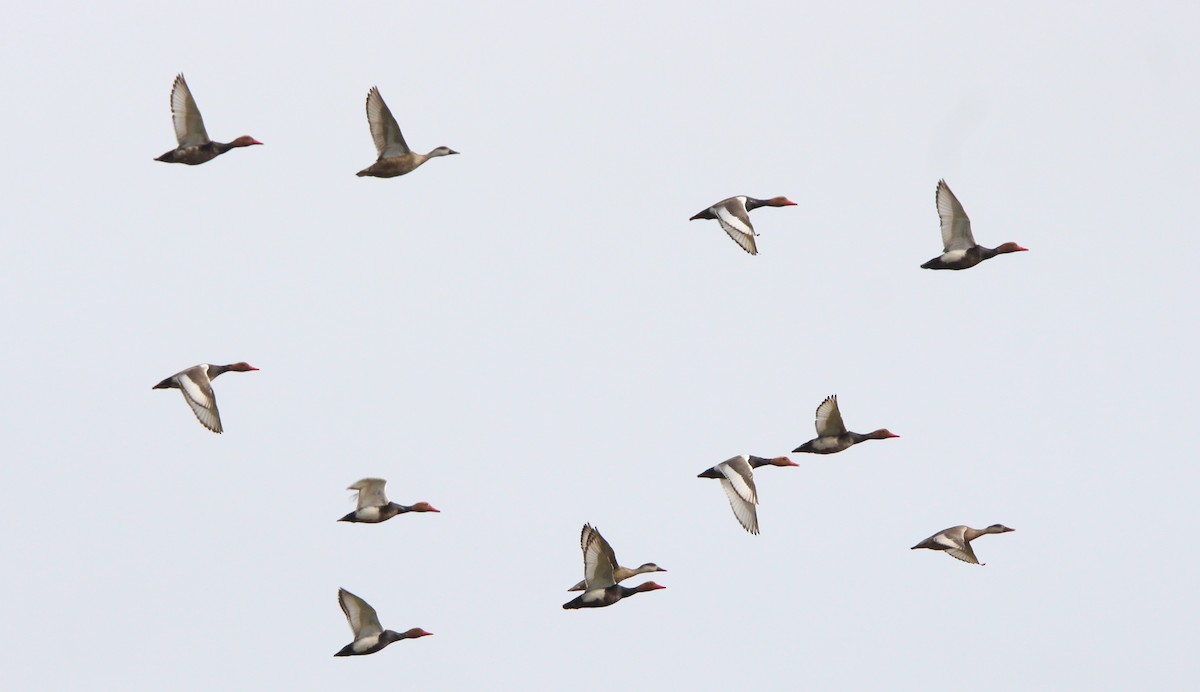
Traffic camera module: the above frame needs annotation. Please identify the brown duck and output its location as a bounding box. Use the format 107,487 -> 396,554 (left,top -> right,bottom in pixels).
356,86 -> 458,178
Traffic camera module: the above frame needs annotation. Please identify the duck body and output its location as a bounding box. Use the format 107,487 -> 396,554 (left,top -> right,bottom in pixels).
792,395 -> 898,455
334,588 -> 431,657
152,362 -> 258,433
356,151 -> 453,178
921,180 -> 1026,270
562,582 -> 666,610
911,524 -> 1015,565
156,137 -> 261,165
689,195 -> 796,255
338,502 -> 437,523
334,629 -> 411,657
155,74 -> 261,166
356,86 -> 457,178
338,478 -> 438,524
793,428 -> 900,454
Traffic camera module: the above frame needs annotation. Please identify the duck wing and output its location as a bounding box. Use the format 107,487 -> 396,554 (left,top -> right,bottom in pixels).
175,365 -> 222,433
936,180 -> 976,252
169,74 -> 210,147
713,198 -> 758,255
349,478 -> 389,510
365,87 -> 410,158
813,395 -> 847,438
338,588 -> 383,639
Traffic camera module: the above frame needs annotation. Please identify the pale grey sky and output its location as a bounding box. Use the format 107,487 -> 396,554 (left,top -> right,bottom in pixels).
2,2 -> 1197,690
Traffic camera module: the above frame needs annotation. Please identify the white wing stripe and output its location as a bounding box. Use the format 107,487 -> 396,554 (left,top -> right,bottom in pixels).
719,463 -> 757,504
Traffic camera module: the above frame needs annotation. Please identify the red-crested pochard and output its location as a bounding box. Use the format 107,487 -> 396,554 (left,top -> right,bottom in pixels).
334,588 -> 432,657
697,455 -> 797,535
792,395 -> 898,455
155,74 -> 262,165
152,362 -> 257,433
338,478 -> 439,523
689,196 -> 796,255
921,180 -> 1027,270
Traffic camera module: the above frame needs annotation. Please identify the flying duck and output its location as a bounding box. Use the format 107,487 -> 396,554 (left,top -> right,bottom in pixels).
334,588 -> 432,657
911,524 -> 1015,565
792,395 -> 898,455
921,180 -> 1027,270
155,74 -> 262,165
689,195 -> 797,255
697,455 -> 797,535
338,478 -> 439,523
152,362 -> 258,433
356,86 -> 458,178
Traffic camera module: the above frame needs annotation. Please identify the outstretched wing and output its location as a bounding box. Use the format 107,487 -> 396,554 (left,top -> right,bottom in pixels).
719,478 -> 759,534
349,478 -> 389,510
714,198 -> 758,255
717,456 -> 759,535
945,545 -> 982,565
813,395 -> 846,438
338,588 -> 383,638
581,524 -> 617,588
170,74 -> 210,147
936,180 -> 975,252
365,87 -> 410,158
176,366 -> 222,433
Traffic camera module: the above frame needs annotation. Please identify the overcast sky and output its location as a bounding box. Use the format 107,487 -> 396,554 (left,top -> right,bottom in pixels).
2,2 -> 1198,690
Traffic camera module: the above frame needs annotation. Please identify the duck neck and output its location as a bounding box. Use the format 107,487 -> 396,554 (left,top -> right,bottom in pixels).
964,526 -> 995,541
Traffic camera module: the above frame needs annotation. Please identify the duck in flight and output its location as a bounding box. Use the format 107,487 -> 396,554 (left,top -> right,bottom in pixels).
338,478 -> 439,523
697,455 -> 797,535
155,74 -> 262,165
792,395 -> 898,455
356,86 -> 458,178
921,180 -> 1027,270
689,195 -> 796,255
334,588 -> 432,657
152,362 -> 258,433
